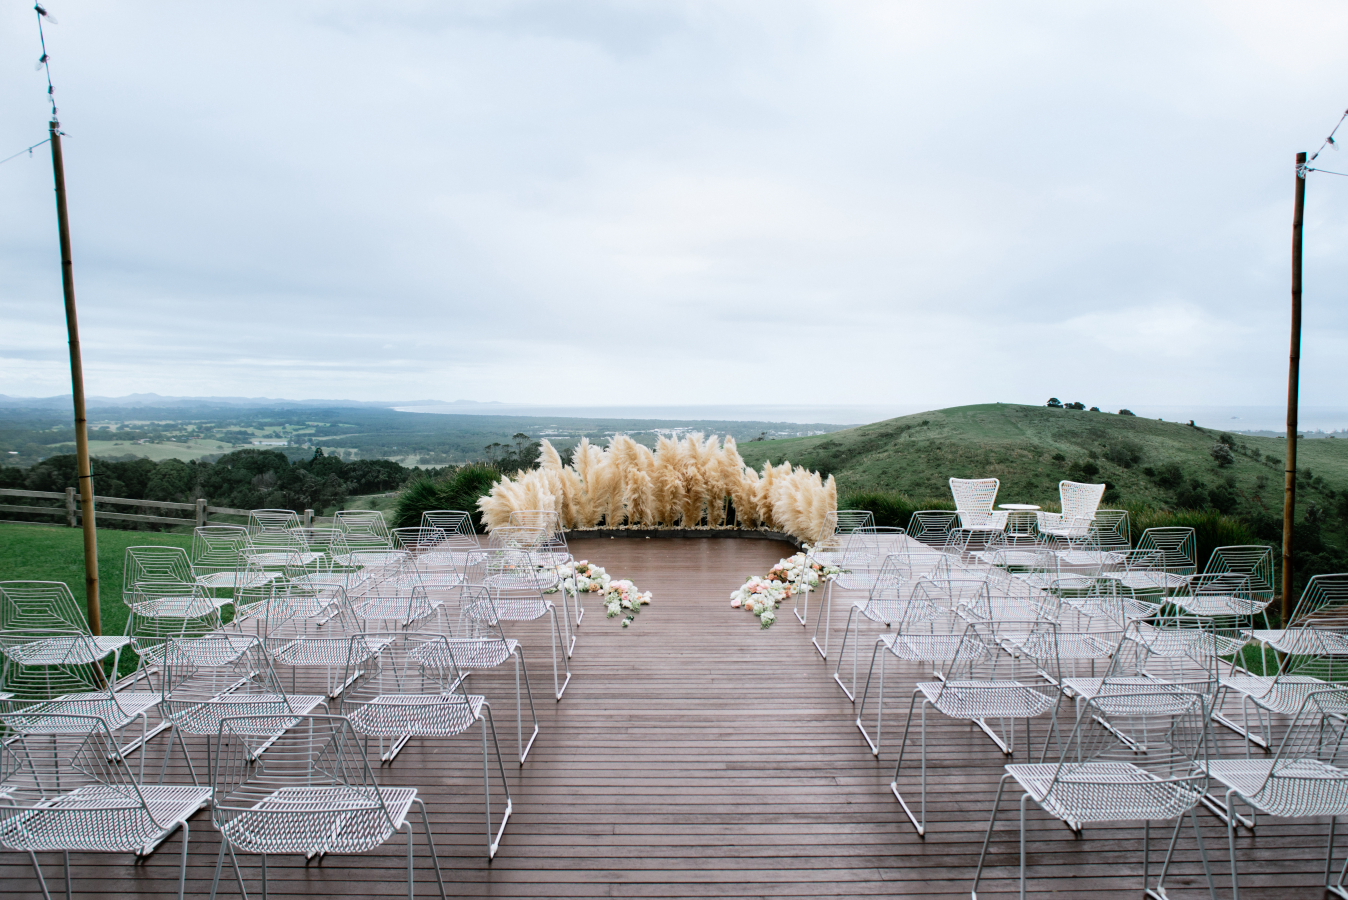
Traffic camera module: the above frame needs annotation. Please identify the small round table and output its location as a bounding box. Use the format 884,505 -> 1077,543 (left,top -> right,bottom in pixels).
998,503 -> 1040,536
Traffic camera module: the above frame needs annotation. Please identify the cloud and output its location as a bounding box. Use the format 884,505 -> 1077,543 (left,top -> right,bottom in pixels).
1,0 -> 1346,409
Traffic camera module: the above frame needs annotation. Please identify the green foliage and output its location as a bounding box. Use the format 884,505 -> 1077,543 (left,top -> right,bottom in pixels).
839,490 -> 954,530
2,447 -> 419,523
393,463 -> 501,531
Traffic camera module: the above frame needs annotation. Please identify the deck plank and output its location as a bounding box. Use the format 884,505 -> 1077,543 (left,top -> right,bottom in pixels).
0,536 -> 1334,898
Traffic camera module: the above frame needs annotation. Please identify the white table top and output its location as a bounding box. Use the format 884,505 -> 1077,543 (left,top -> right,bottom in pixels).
998,503 -> 1041,510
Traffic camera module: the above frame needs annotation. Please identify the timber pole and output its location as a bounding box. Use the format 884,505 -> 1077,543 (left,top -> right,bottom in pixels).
49,117 -> 101,635
1282,151 -> 1307,625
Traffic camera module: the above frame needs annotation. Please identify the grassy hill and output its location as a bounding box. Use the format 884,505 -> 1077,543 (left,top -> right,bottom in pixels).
737,403 -> 1348,576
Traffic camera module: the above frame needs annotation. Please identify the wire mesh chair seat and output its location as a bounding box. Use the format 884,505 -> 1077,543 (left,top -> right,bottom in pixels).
1174,573 -> 1268,620
210,714 -> 446,900
972,689 -> 1215,900
1204,689 -> 1348,899
1061,577 -> 1163,627
340,632 -> 513,857
0,714 -> 210,900
350,583 -> 441,630
159,635 -> 327,784
888,620 -> 1062,836
267,632 -> 393,700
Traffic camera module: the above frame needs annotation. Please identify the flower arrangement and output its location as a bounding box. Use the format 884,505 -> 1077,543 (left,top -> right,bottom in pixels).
730,551 -> 843,628
551,560 -> 651,628
603,578 -> 652,628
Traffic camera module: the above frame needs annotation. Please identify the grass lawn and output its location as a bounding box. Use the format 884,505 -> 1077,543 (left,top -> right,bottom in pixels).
0,522 -> 191,638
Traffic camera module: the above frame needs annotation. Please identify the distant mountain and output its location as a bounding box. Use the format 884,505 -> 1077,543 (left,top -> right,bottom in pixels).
0,394 -> 443,410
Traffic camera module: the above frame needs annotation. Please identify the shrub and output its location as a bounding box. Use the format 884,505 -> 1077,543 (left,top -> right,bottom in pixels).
393,463 -> 500,531
1118,409 -> 1136,416
1047,398 -> 1063,408
1210,443 -> 1235,468
840,490 -> 954,530
1103,440 -> 1144,469
1153,463 -> 1184,489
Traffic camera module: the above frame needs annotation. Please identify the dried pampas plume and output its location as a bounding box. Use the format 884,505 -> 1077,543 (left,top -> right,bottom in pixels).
476,434 -> 837,545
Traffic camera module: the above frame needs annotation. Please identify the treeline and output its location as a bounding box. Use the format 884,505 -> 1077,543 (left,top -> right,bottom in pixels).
0,448 -> 418,515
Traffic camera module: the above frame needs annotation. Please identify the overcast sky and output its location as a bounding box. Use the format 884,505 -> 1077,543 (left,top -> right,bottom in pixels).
2,1 -> 1346,412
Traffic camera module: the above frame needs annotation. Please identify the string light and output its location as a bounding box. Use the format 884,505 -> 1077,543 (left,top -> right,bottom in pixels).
1307,109 -> 1348,163
35,3 -> 58,120
0,138 -> 51,167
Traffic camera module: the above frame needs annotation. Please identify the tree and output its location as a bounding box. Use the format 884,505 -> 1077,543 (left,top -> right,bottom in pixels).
1210,442 -> 1235,468
1047,398 -> 1063,408
1118,409 -> 1136,416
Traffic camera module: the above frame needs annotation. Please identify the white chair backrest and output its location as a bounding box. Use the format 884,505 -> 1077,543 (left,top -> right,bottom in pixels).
1059,481 -> 1106,520
949,478 -> 999,513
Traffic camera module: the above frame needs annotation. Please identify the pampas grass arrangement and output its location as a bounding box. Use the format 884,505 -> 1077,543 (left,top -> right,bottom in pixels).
477,434 -> 838,545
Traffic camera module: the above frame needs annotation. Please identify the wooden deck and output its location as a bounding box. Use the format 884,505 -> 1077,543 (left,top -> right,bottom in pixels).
3,536 -> 1338,898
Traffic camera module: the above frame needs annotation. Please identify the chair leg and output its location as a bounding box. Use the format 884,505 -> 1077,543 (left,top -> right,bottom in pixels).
890,694 -> 928,836
832,606 -> 862,701
794,579 -> 810,626
28,851 -> 54,900
971,774 -> 1010,899
549,607 -> 571,700
1019,792 -> 1029,900
854,642 -> 888,755
415,798 -> 448,900
480,705 -> 513,858
512,648 -> 540,764
64,850 -> 72,900
810,580 -> 835,659
177,821 -> 192,900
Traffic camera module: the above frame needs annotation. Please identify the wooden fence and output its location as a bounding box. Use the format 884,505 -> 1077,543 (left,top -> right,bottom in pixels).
0,489 -> 332,529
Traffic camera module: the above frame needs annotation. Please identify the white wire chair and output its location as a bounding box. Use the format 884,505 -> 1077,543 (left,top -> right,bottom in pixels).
392,526 -> 466,602
971,689 -> 1216,900
334,508 -> 393,543
483,581 -> 572,700
1218,599 -> 1348,753
247,508 -> 302,534
949,477 -> 1010,533
1204,545 -> 1275,607
420,510 -> 482,567
191,525 -> 277,600
340,631 -> 512,858
0,581 -> 132,683
483,537 -> 575,657
1206,688 -> 1348,899
209,713 -> 446,900
0,713 -> 211,900
447,585 -> 540,763
158,634 -> 327,785
508,510 -> 581,625
122,545 -> 195,598
905,510 -> 959,549
1034,480 -> 1107,546
808,527 -> 905,659
0,620 -> 162,776
852,576 -> 980,752
889,619 -> 1061,836
833,553 -> 952,701
1248,572 -> 1348,652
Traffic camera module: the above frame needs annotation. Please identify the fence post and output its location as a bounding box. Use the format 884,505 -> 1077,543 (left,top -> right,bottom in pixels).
65,487 -> 78,527
304,509 -> 314,527
196,498 -> 208,528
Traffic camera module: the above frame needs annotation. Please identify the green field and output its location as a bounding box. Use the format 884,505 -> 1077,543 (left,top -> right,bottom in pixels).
0,522 -> 191,639
737,402 -> 1348,511
83,438 -> 238,461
